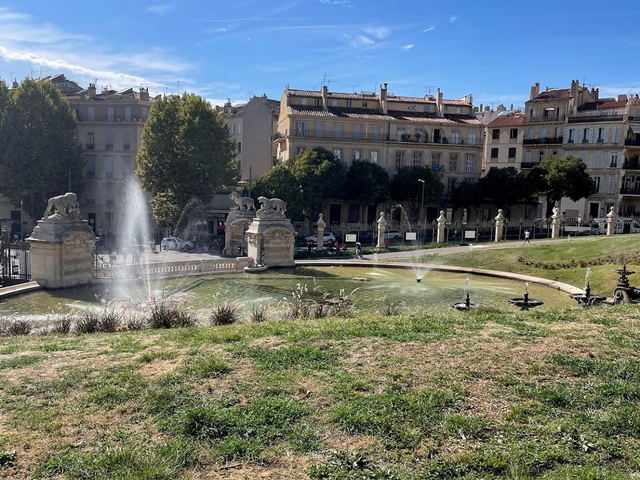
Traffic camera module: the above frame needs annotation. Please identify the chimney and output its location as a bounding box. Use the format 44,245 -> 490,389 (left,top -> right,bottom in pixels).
570,79 -> 578,98
436,88 -> 443,117
139,87 -> 149,102
618,94 -> 628,103
225,98 -> 232,114
530,82 -> 540,100
379,82 -> 388,114
321,85 -> 328,111
88,82 -> 96,97
510,104 -> 514,110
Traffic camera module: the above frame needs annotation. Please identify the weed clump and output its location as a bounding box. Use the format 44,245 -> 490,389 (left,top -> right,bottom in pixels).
143,293 -> 197,329
1,317 -> 32,336
208,297 -> 242,326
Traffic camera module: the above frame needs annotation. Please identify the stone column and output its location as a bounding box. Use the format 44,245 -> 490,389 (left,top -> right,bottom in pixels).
606,206 -> 617,236
551,206 -> 561,238
316,213 -> 326,252
376,212 -> 387,248
494,209 -> 505,242
436,210 -> 446,244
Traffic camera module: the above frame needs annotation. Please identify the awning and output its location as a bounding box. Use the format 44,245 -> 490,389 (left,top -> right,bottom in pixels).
631,126 -> 640,134
544,107 -> 555,111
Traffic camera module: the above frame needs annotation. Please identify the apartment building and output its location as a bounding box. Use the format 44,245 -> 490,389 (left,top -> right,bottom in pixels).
483,111 -> 525,170
273,83 -> 483,224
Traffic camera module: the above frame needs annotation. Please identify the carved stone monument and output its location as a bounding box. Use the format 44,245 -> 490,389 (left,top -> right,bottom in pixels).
28,192 -> 97,289
224,192 -> 256,257
245,197 -> 296,268
376,212 -> 387,248
494,209 -> 505,242
551,206 -> 561,239
606,206 -> 617,236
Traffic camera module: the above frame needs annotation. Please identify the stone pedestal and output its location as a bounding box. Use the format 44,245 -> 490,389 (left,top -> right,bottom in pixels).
224,209 -> 255,257
316,213 -> 326,252
551,206 -> 561,239
436,211 -> 446,244
246,201 -> 296,268
28,215 -> 96,289
494,209 -> 505,242
376,212 -> 387,248
606,206 -> 617,236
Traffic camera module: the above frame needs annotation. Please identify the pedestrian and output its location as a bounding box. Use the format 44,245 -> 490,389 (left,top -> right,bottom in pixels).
109,249 -> 117,266
355,241 -> 362,259
307,240 -> 313,258
131,246 -> 141,264
384,238 -> 389,249
523,229 -> 531,245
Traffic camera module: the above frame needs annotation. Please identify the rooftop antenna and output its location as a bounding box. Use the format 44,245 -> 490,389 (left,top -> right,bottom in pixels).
321,73 -> 334,88
177,80 -> 180,95
348,84 -> 359,93
424,85 -> 438,96
39,66 -> 44,78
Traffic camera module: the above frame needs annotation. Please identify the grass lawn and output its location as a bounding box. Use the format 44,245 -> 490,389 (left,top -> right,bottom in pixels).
2,236 -> 640,479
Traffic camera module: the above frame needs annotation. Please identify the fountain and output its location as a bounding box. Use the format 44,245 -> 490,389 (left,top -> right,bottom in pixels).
451,278 -> 479,310
612,264 -> 640,304
509,282 -> 544,310
391,203 -> 428,282
569,268 -> 607,307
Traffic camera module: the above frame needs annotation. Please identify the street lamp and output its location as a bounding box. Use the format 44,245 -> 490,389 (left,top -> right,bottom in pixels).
418,179 -> 425,243
20,199 -> 23,241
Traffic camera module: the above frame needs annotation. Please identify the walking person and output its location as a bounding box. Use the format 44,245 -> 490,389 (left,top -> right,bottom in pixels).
523,229 -> 531,245
355,242 -> 362,259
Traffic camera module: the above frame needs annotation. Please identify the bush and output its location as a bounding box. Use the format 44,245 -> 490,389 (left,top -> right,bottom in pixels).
379,296 -> 405,316
143,293 -> 197,329
74,313 -> 100,334
50,315 -> 74,335
251,304 -> 270,323
209,300 -> 242,326
2,318 -> 32,336
96,309 -> 123,333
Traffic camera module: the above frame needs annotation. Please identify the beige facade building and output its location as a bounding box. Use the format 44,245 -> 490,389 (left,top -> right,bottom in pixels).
483,111 -> 525,171
274,83 -> 483,224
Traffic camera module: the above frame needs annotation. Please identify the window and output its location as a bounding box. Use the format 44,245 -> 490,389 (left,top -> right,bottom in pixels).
141,108 -> 149,121
451,129 -> 459,144
395,151 -> 404,170
353,149 -> 361,161
296,146 -> 306,155
554,126 -> 561,139
526,127 -> 533,140
349,204 -> 360,223
333,149 -> 342,161
582,128 -> 589,143
431,152 -> 441,170
106,184 -> 114,204
538,150 -> 544,162
105,132 -> 114,150
594,152 -> 603,168
413,151 -> 422,165
237,141 -> 241,153
353,123 -> 362,140
331,99 -> 337,107
125,107 -> 131,122
594,176 -> 601,193
490,147 -> 498,159
449,154 -> 458,171
105,158 -> 114,178
87,132 -> 94,149
610,154 -> 619,168
468,130 -> 477,145
123,132 -> 131,151
122,158 -> 131,177
539,127 -> 547,139
315,121 -> 324,137
370,151 -> 378,164
88,106 -> 95,122
86,157 -> 95,178
371,124 -> 380,141
334,123 -> 342,139
408,105 -> 416,111
447,177 -> 457,192
510,128 -> 518,139
567,128 -> 575,143
296,121 -> 309,137
362,101 -> 368,107
612,126 -> 621,143
346,100 -> 352,107
508,147 -> 516,158
465,154 -> 475,172
301,98 -> 307,105
107,107 -> 114,122
396,127 -> 406,141
85,185 -> 95,204
314,98 -> 320,106
492,128 -> 500,140
423,105 -> 430,112
524,151 -> 532,163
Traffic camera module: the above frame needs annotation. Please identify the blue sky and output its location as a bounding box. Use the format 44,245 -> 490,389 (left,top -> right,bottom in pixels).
1,1 -> 639,109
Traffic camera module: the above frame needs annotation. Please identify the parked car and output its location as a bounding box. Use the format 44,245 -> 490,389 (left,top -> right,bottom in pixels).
305,233 -> 336,244
590,218 -> 640,235
374,230 -> 403,242
161,236 -> 194,251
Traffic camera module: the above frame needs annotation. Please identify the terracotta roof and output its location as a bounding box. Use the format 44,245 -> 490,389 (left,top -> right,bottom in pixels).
488,113 -> 525,127
577,99 -> 627,111
530,88 -> 573,102
286,88 -> 471,106
266,98 -> 281,113
288,105 -> 481,125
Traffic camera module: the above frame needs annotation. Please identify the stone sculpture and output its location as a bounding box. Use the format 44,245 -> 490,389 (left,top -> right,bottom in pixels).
44,192 -> 80,218
257,196 -> 286,214
228,191 -> 255,211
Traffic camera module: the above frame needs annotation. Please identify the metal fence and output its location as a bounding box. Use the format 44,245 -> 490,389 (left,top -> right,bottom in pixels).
0,230 -> 31,286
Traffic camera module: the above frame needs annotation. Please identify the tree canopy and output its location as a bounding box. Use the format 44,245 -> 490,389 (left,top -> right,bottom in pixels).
389,165 -> 444,219
136,93 -> 237,228
0,78 -> 84,221
344,160 -> 389,216
252,164 -> 305,220
480,167 -> 536,211
530,155 -> 596,215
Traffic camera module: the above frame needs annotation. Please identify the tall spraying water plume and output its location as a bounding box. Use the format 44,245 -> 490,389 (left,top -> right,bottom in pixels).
393,204 -> 429,282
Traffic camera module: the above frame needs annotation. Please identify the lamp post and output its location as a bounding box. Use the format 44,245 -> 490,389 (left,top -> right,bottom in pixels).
20,199 -> 23,241
418,179 -> 425,243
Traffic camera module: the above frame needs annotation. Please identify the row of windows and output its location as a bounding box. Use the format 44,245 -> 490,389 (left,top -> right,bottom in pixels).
86,132 -> 132,150
295,121 -> 480,144
85,106 -> 149,122
299,97 -> 466,113
85,157 -> 134,179
490,145 -> 622,168
494,126 -> 625,143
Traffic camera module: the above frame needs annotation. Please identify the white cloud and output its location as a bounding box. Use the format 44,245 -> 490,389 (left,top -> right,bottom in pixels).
146,4 -> 175,15
422,25 -> 435,33
402,44 -> 414,50
449,15 -> 458,23
361,26 -> 389,39
316,0 -> 352,5
349,35 -> 375,48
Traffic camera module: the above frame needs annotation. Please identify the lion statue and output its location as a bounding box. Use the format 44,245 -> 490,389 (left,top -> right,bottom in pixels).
229,191 -> 255,211
257,196 -> 286,214
44,192 -> 80,218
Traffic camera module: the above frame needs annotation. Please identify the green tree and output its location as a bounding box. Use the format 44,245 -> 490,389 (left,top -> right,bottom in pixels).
530,156 -> 596,216
0,78 -> 83,222
344,160 -> 389,222
389,165 -> 444,219
252,164 -> 305,220
289,148 -> 345,221
136,93 -> 237,228
451,179 -> 482,212
479,167 -> 536,212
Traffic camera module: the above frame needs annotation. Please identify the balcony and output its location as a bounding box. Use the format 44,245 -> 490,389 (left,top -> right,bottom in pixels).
630,116 -> 640,122
567,114 -> 623,124
526,114 -> 565,123
86,143 -> 94,150
520,162 -> 540,169
286,129 -> 481,146
625,139 -> 640,146
621,187 -> 640,195
522,136 -> 563,145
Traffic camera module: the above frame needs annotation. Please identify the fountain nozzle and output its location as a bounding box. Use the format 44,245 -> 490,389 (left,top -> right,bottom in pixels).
416,278 -> 421,283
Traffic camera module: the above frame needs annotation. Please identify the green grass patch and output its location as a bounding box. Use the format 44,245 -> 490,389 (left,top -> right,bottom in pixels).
0,354 -> 44,370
